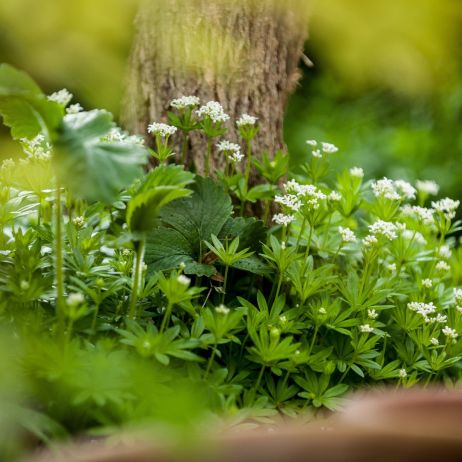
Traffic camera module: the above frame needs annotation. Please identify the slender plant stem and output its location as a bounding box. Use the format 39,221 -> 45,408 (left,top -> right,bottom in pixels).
205,137 -> 212,176
55,182 -> 65,332
222,264 -> 229,304
205,343 -> 218,378
128,239 -> 146,319
308,324 -> 319,355
181,133 -> 189,165
253,365 -> 266,396
241,140 -> 253,215
160,302 -> 173,334
295,217 -> 307,254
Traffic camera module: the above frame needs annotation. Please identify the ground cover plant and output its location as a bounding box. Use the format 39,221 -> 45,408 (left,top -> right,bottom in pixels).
2,64 -> 462,459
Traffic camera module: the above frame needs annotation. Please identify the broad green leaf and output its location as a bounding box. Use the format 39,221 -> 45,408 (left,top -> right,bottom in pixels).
0,64 -> 63,139
53,110 -> 149,203
145,177 -> 268,276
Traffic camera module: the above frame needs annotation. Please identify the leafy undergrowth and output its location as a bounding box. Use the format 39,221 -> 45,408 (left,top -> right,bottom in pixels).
1,64 -> 462,458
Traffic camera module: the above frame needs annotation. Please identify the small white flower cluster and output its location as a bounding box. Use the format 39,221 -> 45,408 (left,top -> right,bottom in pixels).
442,326 -> 458,341
363,235 -> 378,247
328,191 -> 341,202
0,158 -> 15,172
272,213 -> 295,227
349,167 -> 364,178
407,301 -> 443,323
147,122 -> 178,137
372,177 -> 415,201
422,279 -> 433,288
48,88 -> 73,106
453,288 -> 462,308
236,114 -> 258,127
104,128 -> 145,146
399,369 -> 407,379
67,292 -> 85,307
431,337 -> 439,346
285,180 -> 326,210
216,140 -> 243,162
431,198 -> 460,220
436,261 -> 450,272
338,226 -> 356,243
360,324 -> 374,333
170,95 -> 200,110
66,103 -> 83,114
275,194 -> 302,213
306,140 -> 339,158
72,216 -> 85,228
401,229 -> 427,245
401,205 -> 434,225
368,220 -> 398,240
196,101 -> 230,124
368,309 -> 378,319
416,180 -> 439,196
215,304 -> 230,315
439,245 -> 452,259
21,134 -> 52,161
177,275 -> 191,286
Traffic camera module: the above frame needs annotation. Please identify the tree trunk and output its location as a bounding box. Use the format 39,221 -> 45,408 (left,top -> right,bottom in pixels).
122,0 -> 308,176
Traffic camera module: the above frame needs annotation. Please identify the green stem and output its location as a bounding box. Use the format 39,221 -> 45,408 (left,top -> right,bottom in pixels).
295,217 -> 307,254
308,324 -> 319,355
205,137 -> 212,176
181,133 -> 189,165
55,182 -> 65,332
205,343 -> 218,379
128,239 -> 146,319
222,264 -> 229,304
253,365 -> 266,395
160,302 -> 173,334
244,140 -> 252,192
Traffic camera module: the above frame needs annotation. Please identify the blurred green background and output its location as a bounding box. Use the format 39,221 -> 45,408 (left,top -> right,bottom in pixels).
1,0 -> 462,198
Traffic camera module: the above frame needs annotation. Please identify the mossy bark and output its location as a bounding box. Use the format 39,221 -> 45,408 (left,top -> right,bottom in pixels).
122,0 -> 308,176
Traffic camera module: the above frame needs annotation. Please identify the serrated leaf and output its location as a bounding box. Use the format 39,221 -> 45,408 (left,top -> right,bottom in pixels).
0,63 -> 63,139
53,110 -> 149,203
145,177 -> 268,276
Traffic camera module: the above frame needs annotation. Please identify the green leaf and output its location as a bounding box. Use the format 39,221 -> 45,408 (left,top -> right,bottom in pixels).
0,63 -> 63,139
54,110 -> 149,203
146,177 -> 268,276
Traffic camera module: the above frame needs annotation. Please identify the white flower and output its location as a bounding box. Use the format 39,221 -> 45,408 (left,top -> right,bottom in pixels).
275,194 -> 302,212
312,149 -> 322,158
20,280 -> 30,291
196,101 -> 230,123
321,142 -> 338,153
432,198 -> 460,220
399,368 -> 407,378
363,235 -> 378,247
369,220 -> 398,240
319,307 -> 327,315
387,263 -> 397,273
408,301 -> 437,319
422,279 -> 433,288
454,288 -> 462,304
236,114 -> 258,127
401,205 -> 434,225
72,216 -> 85,228
442,326 -> 458,340
338,226 -> 356,243
229,151 -> 244,163
368,309 -> 378,319
435,314 -> 447,323
416,180 -> 439,196
48,88 -> 73,106
272,213 -> 295,226
21,134 -> 52,160
401,229 -> 426,245
349,167 -> 364,178
177,275 -> 191,286
279,315 -> 288,323
284,181 -> 326,210
170,95 -> 200,109
147,122 -> 177,137
360,324 -> 374,333
436,261 -> 450,272
430,337 -> 439,346
306,139 -> 318,147
328,191 -> 342,202
66,103 -> 83,114
122,249 -> 131,257
215,304 -> 230,315
439,245 -> 452,259
67,292 -> 85,307
394,180 -> 416,200
372,178 -> 401,201
217,140 -> 241,154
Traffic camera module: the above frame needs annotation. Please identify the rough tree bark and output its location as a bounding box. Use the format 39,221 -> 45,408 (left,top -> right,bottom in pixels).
122,0 -> 308,175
